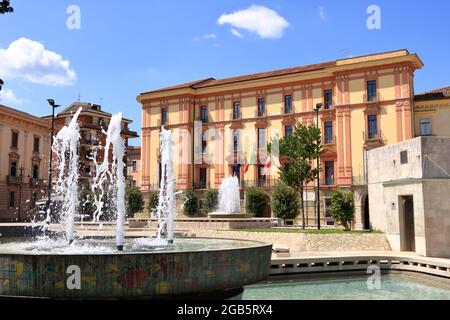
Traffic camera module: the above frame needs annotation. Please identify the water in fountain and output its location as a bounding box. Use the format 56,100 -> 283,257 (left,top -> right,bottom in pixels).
51,107 -> 82,243
218,176 -> 241,213
139,127 -> 175,246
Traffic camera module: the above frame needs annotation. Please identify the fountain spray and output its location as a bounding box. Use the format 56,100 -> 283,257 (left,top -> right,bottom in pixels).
53,107 -> 82,244
155,127 -> 175,243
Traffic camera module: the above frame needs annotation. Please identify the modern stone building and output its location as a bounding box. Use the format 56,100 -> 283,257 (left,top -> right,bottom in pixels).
0,104 -> 51,222
138,49 -> 423,227
368,137 -> 450,258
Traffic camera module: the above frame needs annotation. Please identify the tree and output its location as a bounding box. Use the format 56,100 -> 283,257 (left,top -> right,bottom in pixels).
272,183 -> 300,221
269,124 -> 322,228
183,190 -> 199,217
125,185 -> 144,218
245,187 -> 267,217
329,189 -> 355,231
202,189 -> 218,214
0,1 -> 13,14
1,1 -> 14,93
147,191 -> 159,217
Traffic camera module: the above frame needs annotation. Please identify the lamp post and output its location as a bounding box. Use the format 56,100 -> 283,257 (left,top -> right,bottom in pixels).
314,103 -> 322,230
45,99 -> 60,225
18,166 -> 25,222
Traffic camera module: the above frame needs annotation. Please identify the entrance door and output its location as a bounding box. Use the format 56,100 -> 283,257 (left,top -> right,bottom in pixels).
363,195 -> 370,230
400,196 -> 415,252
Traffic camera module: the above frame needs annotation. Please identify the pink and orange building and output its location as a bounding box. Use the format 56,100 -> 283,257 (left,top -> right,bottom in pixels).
137,49 -> 424,228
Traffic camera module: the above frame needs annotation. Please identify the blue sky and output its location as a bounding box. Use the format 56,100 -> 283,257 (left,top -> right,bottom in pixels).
0,0 -> 449,146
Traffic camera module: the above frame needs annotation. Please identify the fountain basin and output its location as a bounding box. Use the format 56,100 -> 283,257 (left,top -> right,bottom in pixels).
208,212 -> 253,219
0,237 -> 272,299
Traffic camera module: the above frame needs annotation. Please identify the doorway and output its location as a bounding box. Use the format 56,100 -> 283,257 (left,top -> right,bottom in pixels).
400,196 -> 415,252
363,195 -> 370,230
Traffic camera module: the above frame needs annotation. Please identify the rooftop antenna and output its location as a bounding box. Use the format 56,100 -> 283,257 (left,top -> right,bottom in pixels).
78,93 -> 81,102
100,97 -> 103,105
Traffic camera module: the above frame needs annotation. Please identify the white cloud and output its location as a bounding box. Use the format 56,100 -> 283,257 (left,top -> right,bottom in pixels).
0,38 -> 77,86
193,33 -> 217,41
0,88 -> 29,105
318,6 -> 327,21
230,28 -> 243,38
217,5 -> 289,39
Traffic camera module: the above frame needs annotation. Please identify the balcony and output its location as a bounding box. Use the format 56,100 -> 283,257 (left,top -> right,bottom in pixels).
29,178 -> 45,187
323,101 -> 333,110
363,93 -> 382,104
193,181 -> 209,190
364,130 -> 382,141
323,135 -> 336,146
6,176 -> 20,185
80,138 -> 100,146
255,109 -> 267,118
240,179 -> 278,189
157,119 -> 169,127
321,177 -> 336,186
230,112 -> 241,121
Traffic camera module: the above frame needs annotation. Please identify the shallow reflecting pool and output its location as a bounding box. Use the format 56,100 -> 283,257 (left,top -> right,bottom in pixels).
243,274 -> 450,300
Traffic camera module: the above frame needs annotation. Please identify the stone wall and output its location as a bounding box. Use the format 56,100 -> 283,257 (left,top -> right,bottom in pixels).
192,230 -> 391,253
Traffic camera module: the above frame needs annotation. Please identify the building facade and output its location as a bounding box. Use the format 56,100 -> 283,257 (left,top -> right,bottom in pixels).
0,104 -> 51,222
127,146 -> 141,188
414,86 -> 450,137
43,102 -> 139,183
138,49 -> 423,228
368,137 -> 450,258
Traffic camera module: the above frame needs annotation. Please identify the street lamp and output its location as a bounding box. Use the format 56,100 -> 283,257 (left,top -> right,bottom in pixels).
46,99 -> 60,225
314,103 -> 322,230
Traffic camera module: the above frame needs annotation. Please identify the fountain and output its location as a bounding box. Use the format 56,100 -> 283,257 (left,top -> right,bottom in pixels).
0,115 -> 271,299
208,175 -> 251,219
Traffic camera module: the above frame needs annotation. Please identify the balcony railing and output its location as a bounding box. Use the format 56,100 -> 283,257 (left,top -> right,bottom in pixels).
240,179 -> 278,189
6,176 -> 20,185
321,177 -> 336,186
363,93 -> 382,103
363,130 -> 382,141
81,138 -> 99,146
323,135 -> 336,145
157,119 -> 169,127
230,112 -> 241,120
193,181 -> 209,190
323,101 -> 333,110
29,178 -> 45,187
255,109 -> 267,118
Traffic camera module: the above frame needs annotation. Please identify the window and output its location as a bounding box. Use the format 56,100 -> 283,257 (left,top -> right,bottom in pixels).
132,161 -> 137,172
367,115 -> 378,138
258,98 -> 265,117
285,125 -> 293,139
233,102 -> 240,120
10,161 -> 17,177
199,168 -> 207,189
161,108 -> 168,126
324,161 -> 335,186
400,151 -> 408,164
284,95 -> 293,114
257,165 -> 266,186
324,121 -> 333,144
9,192 -> 15,208
232,165 -> 241,181
367,80 -> 377,102
258,128 -> 266,150
11,131 -> 19,148
232,130 -> 240,151
33,137 -> 40,153
324,90 -> 333,109
200,106 -> 208,123
420,119 -> 432,136
33,165 -> 39,179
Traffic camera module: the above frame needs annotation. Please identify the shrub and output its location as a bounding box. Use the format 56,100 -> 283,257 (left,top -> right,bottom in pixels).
245,187 -> 267,217
272,183 -> 299,220
202,189 -> 219,214
329,189 -> 355,231
183,189 -> 199,217
125,185 -> 144,218
147,191 -> 159,217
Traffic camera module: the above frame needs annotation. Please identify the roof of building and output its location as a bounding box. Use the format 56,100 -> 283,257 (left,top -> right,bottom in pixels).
139,49 -> 423,98
415,86 -> 450,101
0,104 -> 51,128
42,102 -> 134,123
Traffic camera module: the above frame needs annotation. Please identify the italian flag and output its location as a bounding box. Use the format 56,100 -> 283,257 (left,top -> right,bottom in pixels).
244,152 -> 257,174
262,156 -> 272,176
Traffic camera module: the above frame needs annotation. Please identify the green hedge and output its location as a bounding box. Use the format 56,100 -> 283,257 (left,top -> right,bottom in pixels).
183,189 -> 199,217
202,189 -> 219,214
147,191 -> 159,216
272,183 -> 299,220
245,187 -> 267,217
